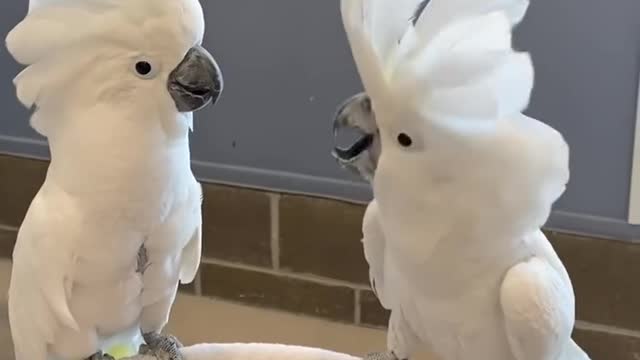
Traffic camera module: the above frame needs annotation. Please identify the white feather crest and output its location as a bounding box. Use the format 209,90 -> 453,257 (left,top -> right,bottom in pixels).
389,11 -> 534,128
413,0 -> 529,46
6,0 -> 205,134
7,0 -> 122,65
6,0 -> 205,66
342,0 -> 533,129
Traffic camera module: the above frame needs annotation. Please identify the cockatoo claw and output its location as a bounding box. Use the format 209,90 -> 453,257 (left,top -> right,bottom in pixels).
86,351 -> 116,360
363,351 -> 404,360
139,332 -> 184,360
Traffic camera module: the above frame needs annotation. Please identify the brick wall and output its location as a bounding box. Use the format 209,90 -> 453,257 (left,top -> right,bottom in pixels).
1,154 -> 640,358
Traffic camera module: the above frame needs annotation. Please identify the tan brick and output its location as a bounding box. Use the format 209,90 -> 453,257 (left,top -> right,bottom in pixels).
202,184 -> 271,267
200,263 -> 355,322
0,228 -> 15,259
549,231 -> 640,330
573,328 -> 640,360
359,289 -> 390,328
279,194 -> 368,284
0,154 -> 48,227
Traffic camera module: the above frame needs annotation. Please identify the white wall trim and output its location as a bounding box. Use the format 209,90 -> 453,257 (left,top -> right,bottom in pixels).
628,73 -> 640,224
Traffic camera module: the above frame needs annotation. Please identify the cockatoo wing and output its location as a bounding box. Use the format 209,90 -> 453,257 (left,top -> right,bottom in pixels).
140,180 -> 203,333
9,189 -> 80,360
362,200 -> 390,308
179,184 -> 203,285
500,257 -> 578,360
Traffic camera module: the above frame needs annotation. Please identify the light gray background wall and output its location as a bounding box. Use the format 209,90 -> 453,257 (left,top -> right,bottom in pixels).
1,0 -> 639,240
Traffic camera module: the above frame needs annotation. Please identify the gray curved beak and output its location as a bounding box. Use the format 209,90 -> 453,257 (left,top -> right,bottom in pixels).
332,93 -> 376,162
331,92 -> 380,182
168,45 -> 223,113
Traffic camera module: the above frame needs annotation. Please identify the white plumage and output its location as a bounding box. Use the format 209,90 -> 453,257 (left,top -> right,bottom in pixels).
340,0 -> 591,359
5,0 -> 220,359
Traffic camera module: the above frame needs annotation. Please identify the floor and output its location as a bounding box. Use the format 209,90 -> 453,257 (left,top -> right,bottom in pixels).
0,260 -> 394,359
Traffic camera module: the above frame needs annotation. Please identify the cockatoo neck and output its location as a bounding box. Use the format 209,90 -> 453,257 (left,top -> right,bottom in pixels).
44,104 -> 193,195
373,122 -> 558,262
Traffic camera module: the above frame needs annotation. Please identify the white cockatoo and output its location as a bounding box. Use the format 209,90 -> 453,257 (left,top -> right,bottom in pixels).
333,1 -> 591,360
5,0 -> 222,359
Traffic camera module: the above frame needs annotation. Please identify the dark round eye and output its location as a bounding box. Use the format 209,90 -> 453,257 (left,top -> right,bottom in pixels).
135,61 -> 152,76
397,133 -> 413,147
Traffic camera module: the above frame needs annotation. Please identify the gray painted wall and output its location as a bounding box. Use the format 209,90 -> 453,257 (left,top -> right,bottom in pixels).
1,0 -> 639,240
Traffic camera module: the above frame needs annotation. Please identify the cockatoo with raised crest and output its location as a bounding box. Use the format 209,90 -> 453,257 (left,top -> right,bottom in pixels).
333,0 -> 591,359
6,0 -> 222,359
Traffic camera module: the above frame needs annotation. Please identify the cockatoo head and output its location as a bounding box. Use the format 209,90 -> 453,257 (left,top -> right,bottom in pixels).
332,0 -> 530,184
337,0 -> 570,259
6,0 -> 223,137
332,0 -> 428,182
363,9 -> 536,209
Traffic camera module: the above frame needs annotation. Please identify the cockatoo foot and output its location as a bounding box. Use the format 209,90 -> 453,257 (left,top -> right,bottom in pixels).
139,332 -> 184,360
86,351 -> 116,360
364,351 -> 406,360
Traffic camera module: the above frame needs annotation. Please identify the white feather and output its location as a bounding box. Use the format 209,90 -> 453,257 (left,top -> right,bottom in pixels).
6,0 -> 207,359
414,0 -> 529,44
343,0 -> 590,358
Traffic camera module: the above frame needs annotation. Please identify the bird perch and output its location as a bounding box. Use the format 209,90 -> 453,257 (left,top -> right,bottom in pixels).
125,343 -> 361,360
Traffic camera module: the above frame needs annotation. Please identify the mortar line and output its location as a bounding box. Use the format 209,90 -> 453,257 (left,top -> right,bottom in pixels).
200,256 -> 640,336
354,289 -> 362,325
0,224 -> 18,232
194,270 -> 203,296
575,320 -> 640,338
201,257 -> 370,290
269,193 -> 281,270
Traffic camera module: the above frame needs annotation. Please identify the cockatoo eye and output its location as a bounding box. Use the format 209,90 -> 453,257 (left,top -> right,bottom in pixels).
136,61 -> 152,75
133,58 -> 159,79
397,133 -> 413,147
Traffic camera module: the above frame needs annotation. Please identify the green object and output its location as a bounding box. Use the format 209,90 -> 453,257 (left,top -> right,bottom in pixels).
106,343 -> 138,360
